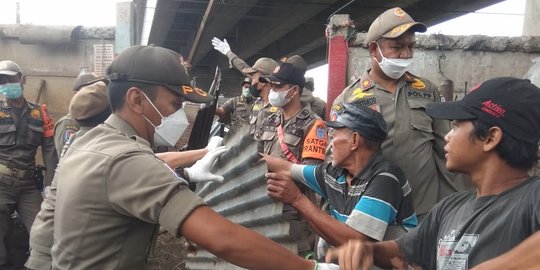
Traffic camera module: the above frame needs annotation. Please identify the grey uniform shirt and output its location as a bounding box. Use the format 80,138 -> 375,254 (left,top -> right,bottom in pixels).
49,115 -> 205,270
397,177 -> 540,270
331,71 -> 463,215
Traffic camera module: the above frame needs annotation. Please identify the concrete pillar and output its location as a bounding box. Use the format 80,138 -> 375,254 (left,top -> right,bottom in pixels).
326,14 -> 352,120
523,0 -> 540,36
115,1 -> 134,54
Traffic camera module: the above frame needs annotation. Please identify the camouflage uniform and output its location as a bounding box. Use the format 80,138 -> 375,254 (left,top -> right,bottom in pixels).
0,100 -> 57,268
331,71 -> 464,216
53,114 -> 79,158
255,103 -> 328,256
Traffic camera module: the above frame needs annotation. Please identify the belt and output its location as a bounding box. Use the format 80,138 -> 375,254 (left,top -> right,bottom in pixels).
0,163 -> 33,179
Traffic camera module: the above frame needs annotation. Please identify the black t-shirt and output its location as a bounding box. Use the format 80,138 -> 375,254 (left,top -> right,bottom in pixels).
397,177 -> 540,269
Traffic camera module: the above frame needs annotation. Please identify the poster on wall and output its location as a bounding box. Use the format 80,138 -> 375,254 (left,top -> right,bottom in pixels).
94,44 -> 114,76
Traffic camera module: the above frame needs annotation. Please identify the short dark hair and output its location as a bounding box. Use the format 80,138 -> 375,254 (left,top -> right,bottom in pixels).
108,81 -> 157,112
470,119 -> 538,170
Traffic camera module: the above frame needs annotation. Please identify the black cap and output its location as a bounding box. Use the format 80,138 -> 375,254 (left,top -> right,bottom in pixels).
106,45 -> 212,103
326,103 -> 388,144
259,63 -> 305,88
426,77 -> 540,144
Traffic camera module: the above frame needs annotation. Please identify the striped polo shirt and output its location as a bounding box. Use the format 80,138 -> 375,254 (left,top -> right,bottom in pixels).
290,151 -> 417,241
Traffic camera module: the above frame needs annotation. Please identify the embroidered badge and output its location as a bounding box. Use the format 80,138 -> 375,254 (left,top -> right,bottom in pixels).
269,106 -> 278,113
394,7 -> 405,17
412,79 -> 426,90
31,109 -> 41,118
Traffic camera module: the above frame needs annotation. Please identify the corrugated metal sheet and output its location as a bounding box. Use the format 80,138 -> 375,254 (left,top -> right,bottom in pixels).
186,123 -> 297,270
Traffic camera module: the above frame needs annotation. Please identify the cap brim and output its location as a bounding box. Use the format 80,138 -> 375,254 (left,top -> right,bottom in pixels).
0,70 -> 18,76
242,67 -> 258,74
259,75 -> 286,85
165,84 -> 213,103
325,120 -> 347,129
426,101 -> 476,120
381,22 -> 427,39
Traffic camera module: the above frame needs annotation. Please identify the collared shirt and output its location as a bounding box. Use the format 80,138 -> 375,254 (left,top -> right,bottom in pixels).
221,95 -> 255,125
291,151 -> 417,241
331,71 -> 464,215
255,103 -> 328,164
0,99 -> 58,183
50,115 -> 205,270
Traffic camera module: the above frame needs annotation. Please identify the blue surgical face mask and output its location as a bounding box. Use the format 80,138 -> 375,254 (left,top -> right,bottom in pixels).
0,83 -> 23,99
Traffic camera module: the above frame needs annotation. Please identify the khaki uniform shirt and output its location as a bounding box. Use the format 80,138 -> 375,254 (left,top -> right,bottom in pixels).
331,71 -> 464,215
53,114 -> 79,159
225,51 -> 251,74
249,99 -> 274,138
220,95 -> 255,125
49,115 -> 205,270
0,100 -> 57,185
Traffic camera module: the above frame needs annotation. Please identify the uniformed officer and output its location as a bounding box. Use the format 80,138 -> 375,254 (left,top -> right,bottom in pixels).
215,77 -> 255,126
0,60 -> 58,268
257,60 -> 329,257
26,80 -> 111,270
41,45 -> 321,270
330,7 -> 464,217
211,37 -> 279,136
53,72 -> 108,157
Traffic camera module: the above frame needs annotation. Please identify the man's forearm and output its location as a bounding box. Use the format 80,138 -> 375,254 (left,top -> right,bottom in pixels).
293,196 -> 370,246
373,240 -> 409,269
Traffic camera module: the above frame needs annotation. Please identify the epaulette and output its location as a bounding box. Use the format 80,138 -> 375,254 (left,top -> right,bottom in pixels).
297,109 -> 310,120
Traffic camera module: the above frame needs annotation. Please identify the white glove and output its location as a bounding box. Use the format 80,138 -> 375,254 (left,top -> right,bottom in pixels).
206,136 -> 224,152
211,37 -> 231,55
316,263 -> 340,270
184,146 -> 227,182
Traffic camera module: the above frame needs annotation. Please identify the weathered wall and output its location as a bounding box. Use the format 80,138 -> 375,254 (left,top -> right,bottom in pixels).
0,25 -> 115,120
348,33 -> 540,99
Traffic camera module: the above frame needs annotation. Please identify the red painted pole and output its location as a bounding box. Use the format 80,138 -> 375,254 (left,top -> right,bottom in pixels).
326,15 -> 351,120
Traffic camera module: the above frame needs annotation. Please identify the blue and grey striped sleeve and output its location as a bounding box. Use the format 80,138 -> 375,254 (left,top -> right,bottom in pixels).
291,164 -> 326,198
345,172 -> 407,241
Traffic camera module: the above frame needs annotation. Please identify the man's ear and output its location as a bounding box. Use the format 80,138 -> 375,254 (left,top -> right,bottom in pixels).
483,126 -> 503,152
368,42 -> 379,58
125,87 -> 145,114
350,131 -> 360,151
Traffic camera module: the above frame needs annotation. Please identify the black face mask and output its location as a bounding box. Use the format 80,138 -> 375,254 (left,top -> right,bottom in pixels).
249,84 -> 260,97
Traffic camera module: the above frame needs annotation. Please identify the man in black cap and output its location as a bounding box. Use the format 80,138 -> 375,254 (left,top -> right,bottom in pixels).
326,77 -> 540,270
330,7 -> 464,218
264,103 -> 416,257
256,61 -> 329,257
41,45 -> 320,270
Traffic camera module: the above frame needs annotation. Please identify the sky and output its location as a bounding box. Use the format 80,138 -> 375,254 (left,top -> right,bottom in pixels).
0,0 -> 528,100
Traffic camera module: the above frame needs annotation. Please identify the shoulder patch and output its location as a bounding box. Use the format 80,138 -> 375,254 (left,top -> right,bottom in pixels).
269,106 -> 278,113
31,108 -> 41,118
302,119 -> 327,161
0,112 -> 10,118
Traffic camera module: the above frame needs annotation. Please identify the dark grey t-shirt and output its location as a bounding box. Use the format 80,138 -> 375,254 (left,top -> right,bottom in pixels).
397,177 -> 540,269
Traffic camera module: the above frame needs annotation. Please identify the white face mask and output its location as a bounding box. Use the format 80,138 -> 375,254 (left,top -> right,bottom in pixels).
141,93 -> 189,147
269,86 -> 294,107
242,86 -> 250,97
375,44 -> 413,79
